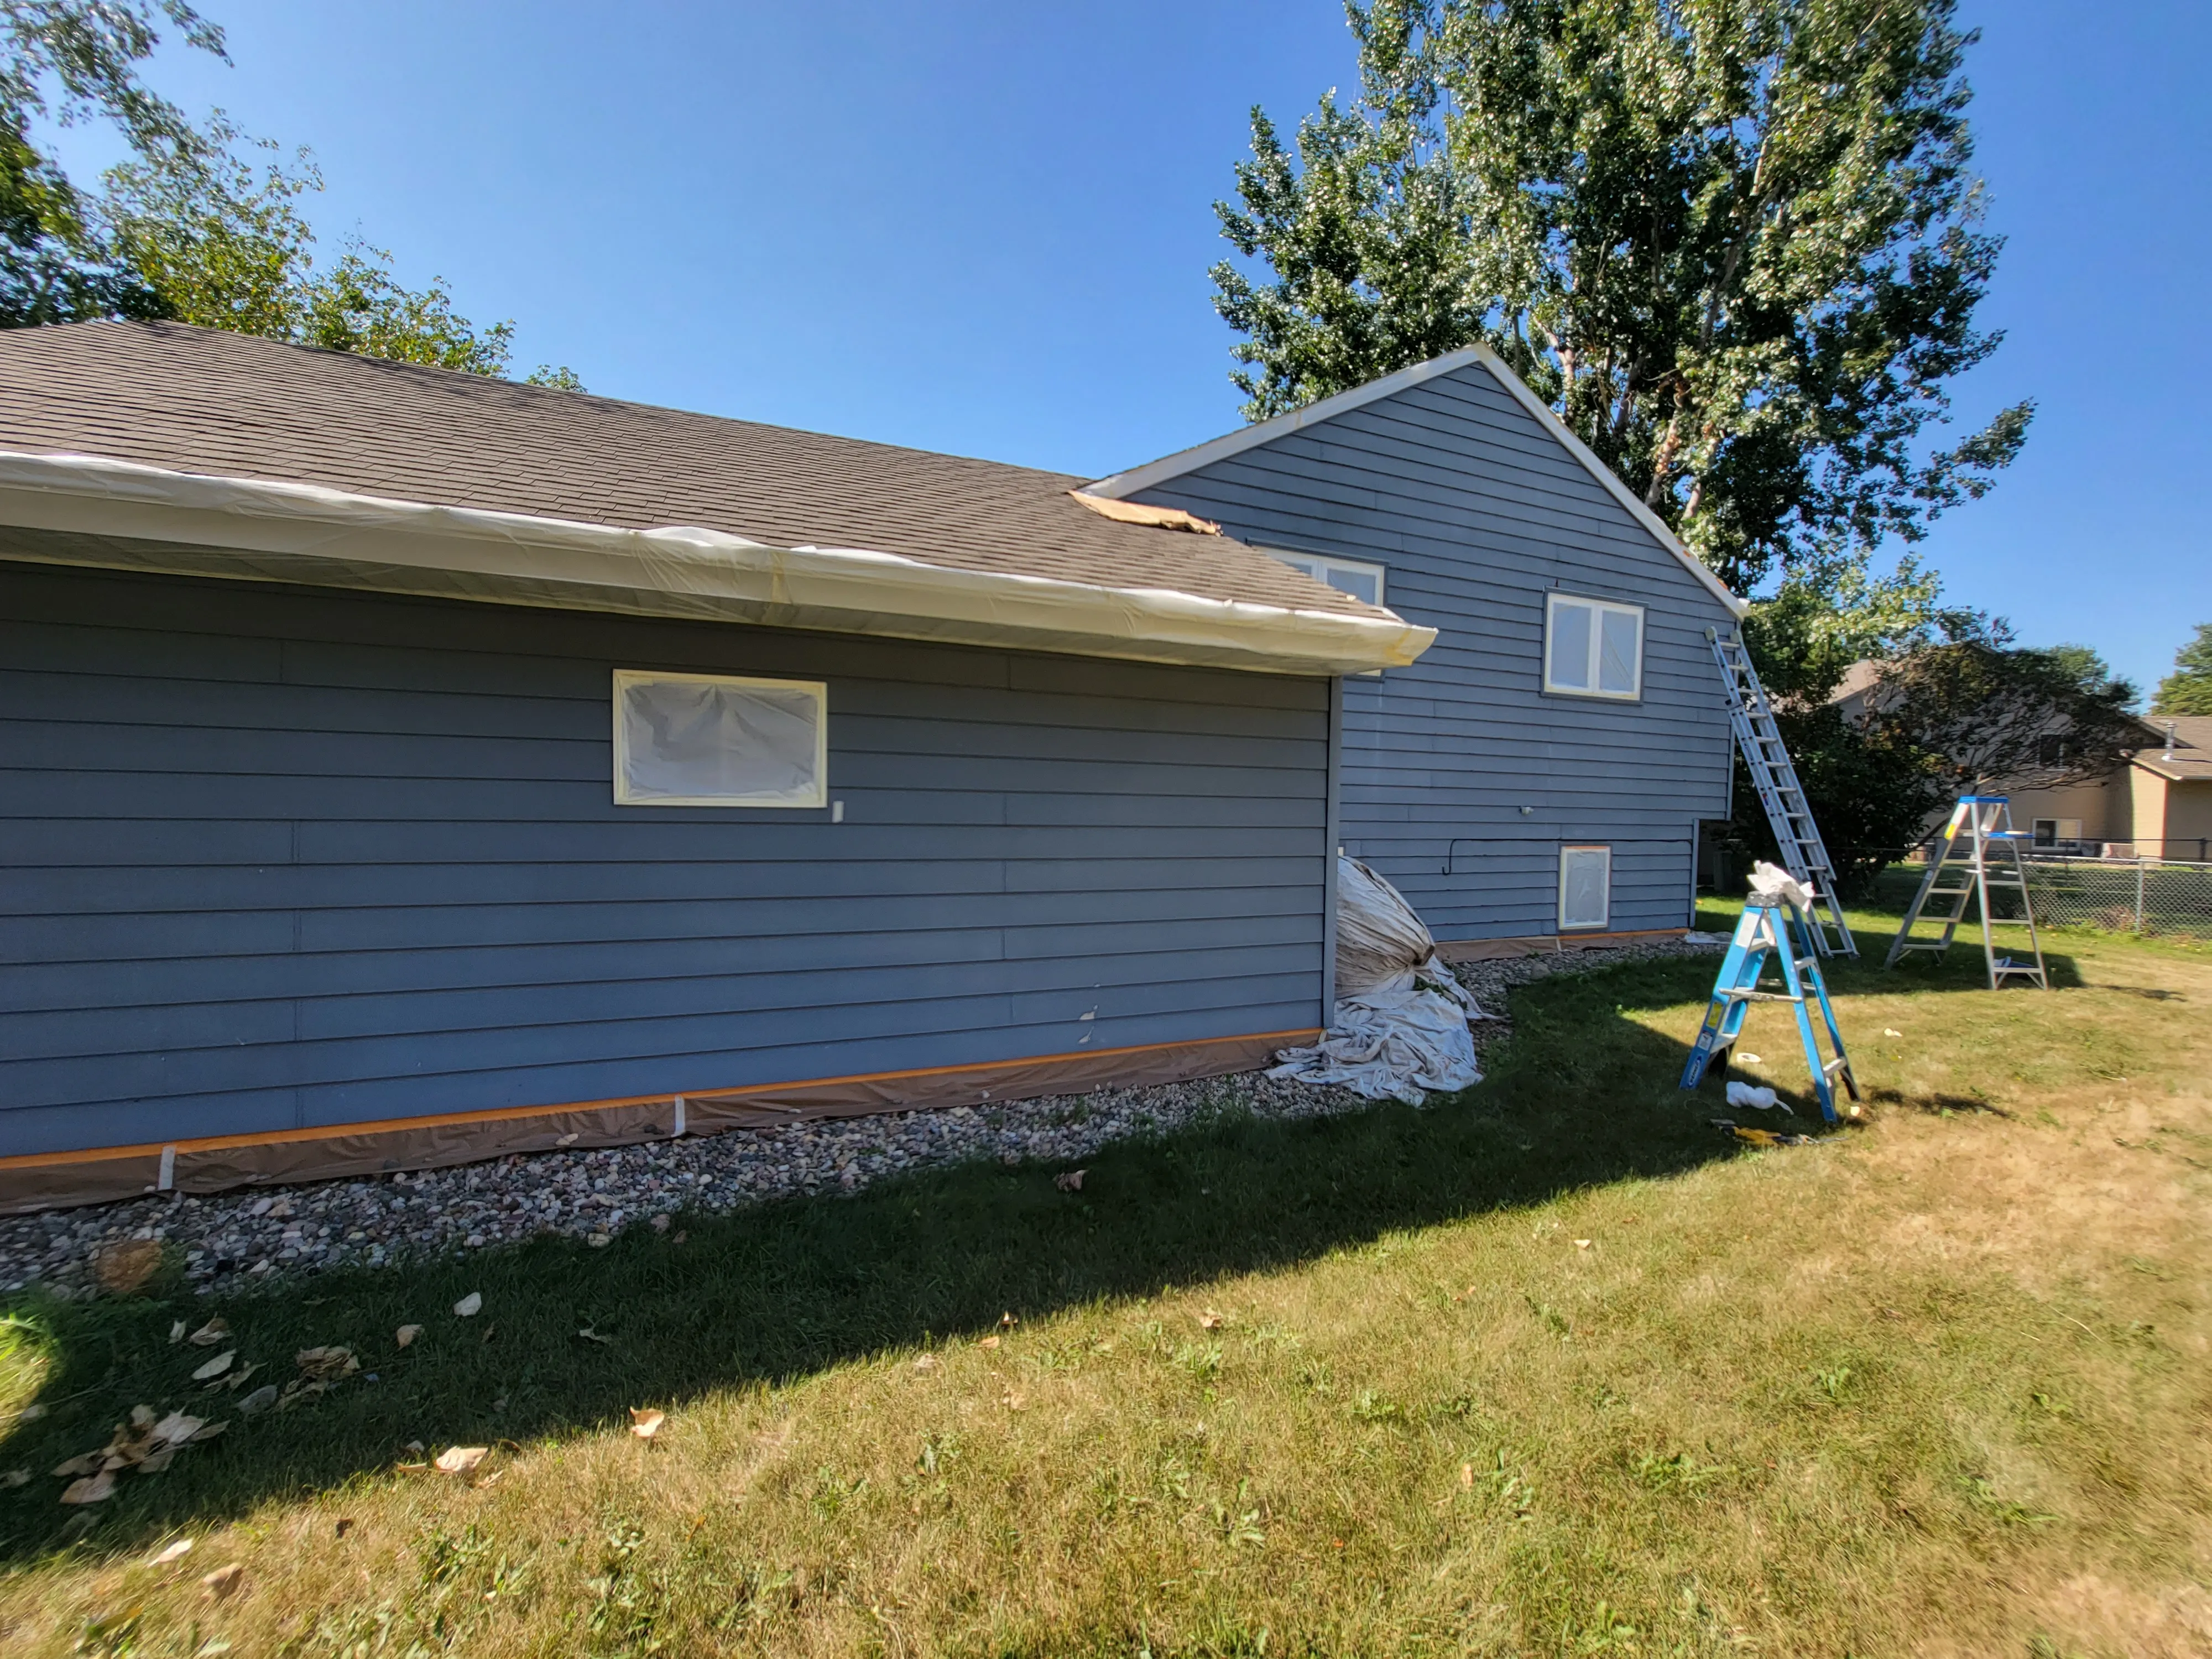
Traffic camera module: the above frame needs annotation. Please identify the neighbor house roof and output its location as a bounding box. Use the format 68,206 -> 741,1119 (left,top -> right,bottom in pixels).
0,322 -> 1434,676
2135,716 -> 2212,782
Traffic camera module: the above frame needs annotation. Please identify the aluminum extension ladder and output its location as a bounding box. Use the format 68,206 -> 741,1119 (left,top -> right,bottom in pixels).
1679,895 -> 1860,1123
1705,629 -> 1857,957
1884,795 -> 2050,989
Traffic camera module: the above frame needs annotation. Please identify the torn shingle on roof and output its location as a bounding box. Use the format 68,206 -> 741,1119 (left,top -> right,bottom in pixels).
0,320 -> 1376,624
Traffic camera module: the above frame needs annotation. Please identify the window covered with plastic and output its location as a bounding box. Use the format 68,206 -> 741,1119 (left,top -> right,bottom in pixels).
1558,844 -> 1612,930
613,671 -> 827,807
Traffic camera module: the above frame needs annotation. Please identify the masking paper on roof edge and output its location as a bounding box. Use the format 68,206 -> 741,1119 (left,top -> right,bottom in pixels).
0,451 -> 1434,677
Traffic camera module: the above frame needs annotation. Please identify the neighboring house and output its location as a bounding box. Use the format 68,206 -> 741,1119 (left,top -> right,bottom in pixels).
0,323 -> 1746,1208
1088,345 -> 1747,951
1830,663 -> 2212,860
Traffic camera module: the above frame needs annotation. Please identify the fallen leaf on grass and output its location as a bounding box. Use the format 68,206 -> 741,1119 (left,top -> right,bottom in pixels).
53,1453 -> 102,1477
1884,1028 -> 1904,1037
453,1292 -> 482,1318
191,1351 -> 234,1382
978,1335 -> 1000,1350
912,1355 -> 938,1371
150,1411 -> 204,1447
434,1446 -> 488,1477
147,1537 -> 194,1566
169,1320 -> 187,1344
202,1563 -> 246,1600
1000,1391 -> 1026,1410
236,1386 -> 278,1415
629,1408 -> 665,1441
1574,1240 -> 1592,1250
1740,1053 -> 1763,1065
0,1469 -> 28,1488
576,1326 -> 613,1345
60,1471 -> 115,1505
187,1317 -> 229,1347
1459,1463 -> 1475,1488
396,1324 -> 422,1349
335,1517 -> 354,1538
587,1233 -> 612,1248
1053,1169 -> 1087,1192
220,1360 -> 260,1392
651,1214 -> 671,1233
1196,1310 -> 1224,1330
296,1347 -> 361,1383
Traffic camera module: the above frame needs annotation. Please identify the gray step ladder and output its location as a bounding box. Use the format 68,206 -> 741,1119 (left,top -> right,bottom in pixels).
1884,795 -> 2049,989
1705,629 -> 1858,957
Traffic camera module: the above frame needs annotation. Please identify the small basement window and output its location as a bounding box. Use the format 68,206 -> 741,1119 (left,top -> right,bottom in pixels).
1558,844 -> 1612,931
2032,817 -> 2082,847
1545,593 -> 1644,700
613,670 -> 828,808
1265,549 -> 1385,608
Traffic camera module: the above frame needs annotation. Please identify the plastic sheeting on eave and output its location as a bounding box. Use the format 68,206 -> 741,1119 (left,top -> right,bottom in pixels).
0,451 -> 1438,677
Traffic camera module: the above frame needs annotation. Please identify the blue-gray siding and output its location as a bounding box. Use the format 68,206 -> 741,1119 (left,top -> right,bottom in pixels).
1135,361 -> 1734,941
0,561 -> 1329,1158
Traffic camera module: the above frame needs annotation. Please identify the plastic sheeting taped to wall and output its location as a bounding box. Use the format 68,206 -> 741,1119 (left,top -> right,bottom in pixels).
1269,857 -> 1488,1104
613,671 -> 827,807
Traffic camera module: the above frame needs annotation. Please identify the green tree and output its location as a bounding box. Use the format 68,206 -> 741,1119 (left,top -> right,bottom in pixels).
0,0 -> 221,324
1212,0 -> 2030,598
2,4 -> 579,384
2152,624 -> 2212,717
97,117 -> 539,378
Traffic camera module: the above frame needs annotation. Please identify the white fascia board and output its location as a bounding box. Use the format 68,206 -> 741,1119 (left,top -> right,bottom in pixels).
1088,342 -> 1750,620
0,450 -> 1438,678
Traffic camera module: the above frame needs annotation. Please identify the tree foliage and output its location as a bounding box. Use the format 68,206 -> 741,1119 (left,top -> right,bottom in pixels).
1866,624 -> 2143,797
2152,624 -> 2212,717
0,0 -> 215,324
1,2 -> 576,384
1212,0 -> 2030,597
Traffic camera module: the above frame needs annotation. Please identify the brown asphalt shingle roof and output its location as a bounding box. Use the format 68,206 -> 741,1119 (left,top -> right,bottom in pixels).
2137,716 -> 2212,782
0,321 -> 1379,620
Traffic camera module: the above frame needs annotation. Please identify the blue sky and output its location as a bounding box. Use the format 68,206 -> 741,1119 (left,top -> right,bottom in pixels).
63,1 -> 2211,695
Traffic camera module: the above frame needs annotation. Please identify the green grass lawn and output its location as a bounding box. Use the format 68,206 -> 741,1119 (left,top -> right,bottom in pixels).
3,888 -> 2208,1657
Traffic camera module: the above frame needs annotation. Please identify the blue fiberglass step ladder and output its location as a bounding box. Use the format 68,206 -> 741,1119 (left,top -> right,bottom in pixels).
1706,629 -> 1858,958
1882,795 -> 2051,990
1679,893 -> 1860,1123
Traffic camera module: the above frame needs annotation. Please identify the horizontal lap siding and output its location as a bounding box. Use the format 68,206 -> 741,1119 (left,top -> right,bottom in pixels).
1136,362 -> 1733,941
0,563 -> 1328,1157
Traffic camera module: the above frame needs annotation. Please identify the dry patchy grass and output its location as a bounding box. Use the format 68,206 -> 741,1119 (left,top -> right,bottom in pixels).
2,912 -> 2208,1657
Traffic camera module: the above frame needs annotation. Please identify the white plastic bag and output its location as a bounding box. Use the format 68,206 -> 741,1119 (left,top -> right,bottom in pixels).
1269,857 -> 1488,1105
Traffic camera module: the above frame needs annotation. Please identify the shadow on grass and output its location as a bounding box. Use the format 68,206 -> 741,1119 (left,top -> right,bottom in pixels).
0,955 -> 1754,1561
0,936 -> 2025,1561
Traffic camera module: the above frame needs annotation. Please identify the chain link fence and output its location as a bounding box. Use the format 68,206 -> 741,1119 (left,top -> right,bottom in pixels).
2021,856 -> 2212,941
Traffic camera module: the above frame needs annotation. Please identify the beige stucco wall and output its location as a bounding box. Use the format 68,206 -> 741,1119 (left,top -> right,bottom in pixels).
2163,781 -> 2212,857
2130,769 -> 2169,847
2004,779 -> 2124,842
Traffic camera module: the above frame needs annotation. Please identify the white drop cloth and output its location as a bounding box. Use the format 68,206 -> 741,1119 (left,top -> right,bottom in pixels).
1268,857 -> 1489,1105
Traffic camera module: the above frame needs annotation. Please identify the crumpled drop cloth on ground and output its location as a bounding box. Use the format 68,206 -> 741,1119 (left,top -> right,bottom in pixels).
1269,857 -> 1489,1105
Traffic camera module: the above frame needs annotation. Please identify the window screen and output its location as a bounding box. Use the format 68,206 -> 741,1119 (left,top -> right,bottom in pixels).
1558,845 -> 1612,930
613,671 -> 827,808
1545,594 -> 1644,700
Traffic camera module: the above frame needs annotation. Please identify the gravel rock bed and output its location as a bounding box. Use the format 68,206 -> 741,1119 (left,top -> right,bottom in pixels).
0,936 -> 1724,1301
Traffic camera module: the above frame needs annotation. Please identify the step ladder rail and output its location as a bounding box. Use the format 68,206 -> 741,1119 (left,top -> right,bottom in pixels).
1705,629 -> 1859,958
1678,896 -> 1858,1124
1883,795 -> 2051,989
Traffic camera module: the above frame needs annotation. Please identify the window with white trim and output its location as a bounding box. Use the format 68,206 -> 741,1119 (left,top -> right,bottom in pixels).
1545,593 -> 1643,700
1558,844 -> 1611,931
1265,549 -> 1385,608
613,670 -> 828,808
